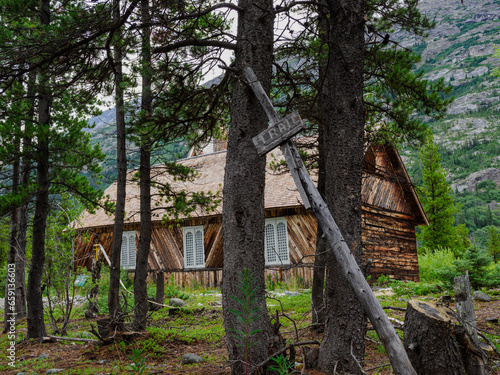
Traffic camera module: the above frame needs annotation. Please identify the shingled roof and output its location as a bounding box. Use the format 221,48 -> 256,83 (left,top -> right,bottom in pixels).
75,148 -> 304,229
76,144 -> 427,230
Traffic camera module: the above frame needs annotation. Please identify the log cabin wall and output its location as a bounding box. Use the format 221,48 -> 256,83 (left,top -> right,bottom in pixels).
362,204 -> 419,281
360,144 -> 421,281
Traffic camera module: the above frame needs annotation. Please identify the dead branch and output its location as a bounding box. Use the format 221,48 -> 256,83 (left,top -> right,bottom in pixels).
48,335 -> 99,344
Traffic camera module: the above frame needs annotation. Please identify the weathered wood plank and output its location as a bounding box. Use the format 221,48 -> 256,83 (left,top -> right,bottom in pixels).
252,111 -> 305,156
454,272 -> 480,345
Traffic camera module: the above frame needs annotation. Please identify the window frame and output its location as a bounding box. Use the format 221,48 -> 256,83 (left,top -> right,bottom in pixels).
121,230 -> 136,270
264,217 -> 290,266
183,225 -> 205,269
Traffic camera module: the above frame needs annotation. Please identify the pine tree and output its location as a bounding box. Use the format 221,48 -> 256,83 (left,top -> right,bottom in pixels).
486,226 -> 500,263
418,132 -> 459,251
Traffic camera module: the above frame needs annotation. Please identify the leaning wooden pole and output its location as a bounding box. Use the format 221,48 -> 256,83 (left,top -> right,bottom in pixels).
244,67 -> 417,375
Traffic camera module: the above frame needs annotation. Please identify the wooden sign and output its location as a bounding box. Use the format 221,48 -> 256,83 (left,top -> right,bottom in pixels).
252,111 -> 304,156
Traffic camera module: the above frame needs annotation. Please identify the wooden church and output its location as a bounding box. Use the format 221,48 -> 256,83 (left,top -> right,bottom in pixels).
73,141 -> 427,287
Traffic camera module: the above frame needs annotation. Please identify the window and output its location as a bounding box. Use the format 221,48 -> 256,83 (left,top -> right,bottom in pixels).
265,218 -> 290,266
121,231 -> 136,270
183,226 -> 205,268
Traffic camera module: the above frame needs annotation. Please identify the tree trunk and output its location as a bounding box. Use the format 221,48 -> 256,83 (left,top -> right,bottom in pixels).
222,0 -> 281,373
155,272 -> 164,307
85,256 -> 102,319
15,70 -> 36,322
311,124 -> 326,331
133,0 -> 153,331
317,0 -> 367,373
108,0 -> 126,321
4,155 -> 19,333
404,300 -> 465,375
27,0 -> 50,340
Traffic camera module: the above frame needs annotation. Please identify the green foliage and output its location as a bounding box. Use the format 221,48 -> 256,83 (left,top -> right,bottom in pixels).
454,244 -> 493,288
164,275 -> 191,300
419,247 -> 457,282
418,132 -> 464,250
389,279 -> 443,297
269,354 -> 296,374
266,270 -> 283,291
127,348 -> 148,375
419,245 -> 500,289
376,274 -> 391,286
229,268 -> 263,374
486,226 -> 500,262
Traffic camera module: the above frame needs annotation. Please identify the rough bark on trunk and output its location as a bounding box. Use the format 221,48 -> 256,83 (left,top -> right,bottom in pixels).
15,69 -> 36,322
404,300 -> 465,375
222,0 -> 281,373
4,160 -> 19,333
311,124 -> 326,331
133,0 -> 153,331
27,0 -> 50,340
155,272 -> 164,307
317,0 -> 366,373
108,0 -> 126,321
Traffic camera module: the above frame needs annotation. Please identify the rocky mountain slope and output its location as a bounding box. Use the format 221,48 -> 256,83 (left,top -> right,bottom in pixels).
398,0 -> 500,241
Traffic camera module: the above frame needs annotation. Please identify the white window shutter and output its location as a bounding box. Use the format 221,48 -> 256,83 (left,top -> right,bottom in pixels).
184,230 -> 194,268
195,228 -> 204,267
265,218 -> 289,266
265,222 -> 277,264
276,220 -> 289,262
128,234 -> 136,269
121,231 -> 136,270
121,235 -> 128,268
183,226 -> 205,269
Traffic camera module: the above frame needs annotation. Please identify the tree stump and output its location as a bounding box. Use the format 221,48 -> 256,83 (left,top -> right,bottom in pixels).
404,300 -> 465,375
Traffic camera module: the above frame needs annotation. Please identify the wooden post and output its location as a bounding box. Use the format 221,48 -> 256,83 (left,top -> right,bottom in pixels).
454,272 -> 488,375
245,66 -> 417,375
454,271 -> 479,345
156,271 -> 164,306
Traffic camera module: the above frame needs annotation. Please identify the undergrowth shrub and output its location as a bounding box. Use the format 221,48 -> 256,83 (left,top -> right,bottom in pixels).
419,244 -> 500,288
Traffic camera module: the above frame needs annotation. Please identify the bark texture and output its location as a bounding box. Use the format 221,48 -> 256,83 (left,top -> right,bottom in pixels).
317,0 -> 367,372
155,272 -> 164,307
133,0 -> 153,331
15,71 -> 35,322
27,0 -> 50,340
4,158 -> 19,333
108,0 -> 126,321
222,0 -> 279,373
404,300 -> 465,375
311,124 -> 326,330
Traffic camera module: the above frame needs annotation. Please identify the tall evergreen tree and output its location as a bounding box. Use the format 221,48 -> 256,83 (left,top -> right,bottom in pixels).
486,226 -> 500,263
132,0 -> 153,331
418,132 -> 458,251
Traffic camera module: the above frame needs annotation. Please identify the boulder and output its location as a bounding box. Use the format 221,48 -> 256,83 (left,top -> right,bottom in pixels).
182,353 -> 204,364
472,291 -> 492,302
169,298 -> 186,307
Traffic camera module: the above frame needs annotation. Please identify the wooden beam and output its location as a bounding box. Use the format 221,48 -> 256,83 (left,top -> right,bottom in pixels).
244,66 -> 417,375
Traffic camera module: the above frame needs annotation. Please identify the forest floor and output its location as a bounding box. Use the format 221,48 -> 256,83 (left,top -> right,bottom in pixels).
2,288 -> 500,374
